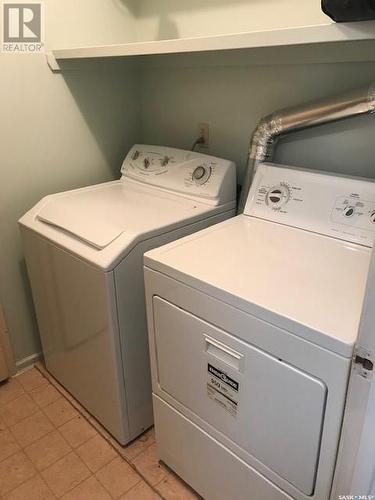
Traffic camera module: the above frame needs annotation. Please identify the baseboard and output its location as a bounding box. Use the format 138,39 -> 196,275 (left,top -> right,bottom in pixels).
16,351 -> 43,373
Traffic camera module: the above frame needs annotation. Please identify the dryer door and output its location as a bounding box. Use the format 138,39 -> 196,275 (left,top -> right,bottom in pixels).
153,296 -> 327,496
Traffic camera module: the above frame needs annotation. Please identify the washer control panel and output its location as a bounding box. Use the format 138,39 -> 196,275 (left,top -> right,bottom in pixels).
121,145 -> 236,206
244,162 -> 375,247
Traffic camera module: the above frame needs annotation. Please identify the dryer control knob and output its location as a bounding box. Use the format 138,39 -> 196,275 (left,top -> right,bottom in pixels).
266,184 -> 290,209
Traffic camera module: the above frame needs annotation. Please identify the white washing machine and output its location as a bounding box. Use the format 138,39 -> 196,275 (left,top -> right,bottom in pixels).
19,144 -> 236,445
144,163 -> 375,500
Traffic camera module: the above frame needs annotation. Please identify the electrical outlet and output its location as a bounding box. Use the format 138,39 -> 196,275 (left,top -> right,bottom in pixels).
198,122 -> 209,148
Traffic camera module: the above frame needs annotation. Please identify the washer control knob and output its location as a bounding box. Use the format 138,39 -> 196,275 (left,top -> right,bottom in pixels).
266,184 -> 290,208
143,157 -> 150,169
370,211 -> 375,223
343,206 -> 355,218
192,165 -> 212,185
161,156 -> 170,167
193,166 -> 206,180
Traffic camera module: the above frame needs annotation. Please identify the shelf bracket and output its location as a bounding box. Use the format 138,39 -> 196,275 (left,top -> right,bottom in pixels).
46,51 -> 61,72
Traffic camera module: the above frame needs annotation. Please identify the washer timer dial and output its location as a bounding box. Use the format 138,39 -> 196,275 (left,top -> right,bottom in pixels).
192,164 -> 212,185
343,206 -> 355,218
266,184 -> 291,209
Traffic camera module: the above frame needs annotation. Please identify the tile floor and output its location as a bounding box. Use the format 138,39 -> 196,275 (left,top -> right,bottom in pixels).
0,366 -> 199,499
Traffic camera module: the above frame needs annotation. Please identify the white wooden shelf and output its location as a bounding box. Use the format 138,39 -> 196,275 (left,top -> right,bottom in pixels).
50,21 -> 375,63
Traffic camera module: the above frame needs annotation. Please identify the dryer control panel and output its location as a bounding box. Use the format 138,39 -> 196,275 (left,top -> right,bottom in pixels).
121,145 -> 236,206
244,163 -> 375,247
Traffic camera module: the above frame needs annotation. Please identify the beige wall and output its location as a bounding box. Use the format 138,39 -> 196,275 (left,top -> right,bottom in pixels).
46,0 -> 136,49
0,1 -> 141,365
133,0 -> 330,41
140,50 -> 375,183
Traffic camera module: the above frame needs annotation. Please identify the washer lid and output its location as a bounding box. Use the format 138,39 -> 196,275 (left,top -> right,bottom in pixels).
145,215 -> 372,357
36,180 -> 202,250
37,197 -> 124,249
27,179 -> 227,271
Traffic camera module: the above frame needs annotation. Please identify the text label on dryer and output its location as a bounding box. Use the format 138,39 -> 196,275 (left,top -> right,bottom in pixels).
207,364 -> 239,417
208,364 -> 239,391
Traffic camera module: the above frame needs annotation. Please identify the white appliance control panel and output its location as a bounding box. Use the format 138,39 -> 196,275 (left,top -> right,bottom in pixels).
121,145 -> 236,206
244,163 -> 375,247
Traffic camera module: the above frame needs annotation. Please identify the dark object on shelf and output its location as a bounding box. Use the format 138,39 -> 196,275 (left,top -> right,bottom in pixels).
322,0 -> 375,21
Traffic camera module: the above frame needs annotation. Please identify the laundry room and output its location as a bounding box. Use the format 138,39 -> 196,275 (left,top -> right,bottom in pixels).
1,1 -> 375,499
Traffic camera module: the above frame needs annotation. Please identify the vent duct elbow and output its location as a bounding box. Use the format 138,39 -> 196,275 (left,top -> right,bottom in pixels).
239,83 -> 375,212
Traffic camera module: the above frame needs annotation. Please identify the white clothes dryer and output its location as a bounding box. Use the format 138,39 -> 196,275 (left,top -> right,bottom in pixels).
144,163 -> 375,500
19,144 -> 236,444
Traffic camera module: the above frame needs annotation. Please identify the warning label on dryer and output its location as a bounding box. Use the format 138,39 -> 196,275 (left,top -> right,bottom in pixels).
207,363 -> 239,417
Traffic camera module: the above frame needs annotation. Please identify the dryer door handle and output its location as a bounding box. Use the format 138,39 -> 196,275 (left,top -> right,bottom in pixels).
204,335 -> 243,372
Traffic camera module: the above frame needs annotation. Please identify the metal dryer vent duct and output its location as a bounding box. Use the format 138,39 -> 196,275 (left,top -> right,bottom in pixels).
238,84 -> 375,212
